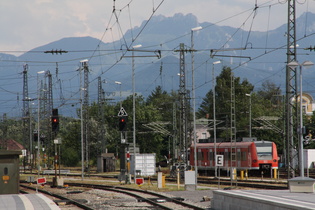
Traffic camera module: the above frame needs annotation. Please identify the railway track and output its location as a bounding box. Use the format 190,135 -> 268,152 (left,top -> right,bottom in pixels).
64,182 -> 205,209
130,175 -> 287,190
197,177 -> 288,190
20,184 -> 93,210
22,171 -> 289,190
20,182 -> 206,209
19,172 -> 290,209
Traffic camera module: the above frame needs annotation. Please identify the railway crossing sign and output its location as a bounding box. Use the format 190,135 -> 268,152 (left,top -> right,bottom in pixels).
216,155 -> 224,167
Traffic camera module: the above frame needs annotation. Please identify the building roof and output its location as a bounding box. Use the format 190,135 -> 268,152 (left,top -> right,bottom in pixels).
1,139 -> 25,151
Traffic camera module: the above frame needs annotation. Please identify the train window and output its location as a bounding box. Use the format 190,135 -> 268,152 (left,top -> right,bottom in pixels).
224,151 -> 230,161
198,150 -> 202,161
237,151 -> 241,160
255,142 -> 273,160
241,151 -> 247,161
209,150 -> 213,161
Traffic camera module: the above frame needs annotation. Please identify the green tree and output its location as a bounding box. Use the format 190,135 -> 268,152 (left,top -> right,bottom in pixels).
145,86 -> 177,160
59,118 -> 81,166
87,100 -> 121,161
254,80 -> 284,153
197,66 -> 253,139
197,67 -> 283,153
121,88 -> 168,161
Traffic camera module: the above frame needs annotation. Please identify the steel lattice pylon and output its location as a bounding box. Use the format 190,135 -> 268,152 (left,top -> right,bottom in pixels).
286,0 -> 298,179
81,61 -> 90,172
98,77 -> 106,154
178,43 -> 188,163
22,64 -> 30,163
230,73 -> 237,186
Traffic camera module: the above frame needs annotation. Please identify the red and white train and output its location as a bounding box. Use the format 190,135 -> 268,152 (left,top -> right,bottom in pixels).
189,140 -> 278,173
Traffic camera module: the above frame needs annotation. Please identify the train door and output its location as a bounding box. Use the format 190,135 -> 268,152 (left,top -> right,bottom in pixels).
197,148 -> 202,166
237,148 -> 241,167
248,147 -> 252,168
209,149 -> 213,167
200,149 -> 208,167
224,149 -> 229,168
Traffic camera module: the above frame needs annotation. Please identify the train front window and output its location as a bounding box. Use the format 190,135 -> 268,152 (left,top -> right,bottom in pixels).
255,142 -> 272,160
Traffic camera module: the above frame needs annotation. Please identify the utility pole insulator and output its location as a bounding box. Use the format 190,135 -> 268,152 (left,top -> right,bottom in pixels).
44,49 -> 68,54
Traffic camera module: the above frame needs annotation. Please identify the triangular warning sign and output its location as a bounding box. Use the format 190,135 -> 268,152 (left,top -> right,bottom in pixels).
117,107 -> 128,116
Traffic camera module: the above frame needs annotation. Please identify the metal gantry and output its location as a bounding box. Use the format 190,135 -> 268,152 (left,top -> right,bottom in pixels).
80,60 -> 90,178
286,0 -> 298,179
178,43 -> 188,163
230,73 -> 237,185
46,71 -> 53,168
98,77 -> 106,154
22,64 -> 30,164
37,71 -> 53,168
84,61 -> 90,172
172,102 -> 177,161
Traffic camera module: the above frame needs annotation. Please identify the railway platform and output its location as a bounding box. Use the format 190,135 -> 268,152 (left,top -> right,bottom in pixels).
0,193 -> 60,210
211,189 -> 315,210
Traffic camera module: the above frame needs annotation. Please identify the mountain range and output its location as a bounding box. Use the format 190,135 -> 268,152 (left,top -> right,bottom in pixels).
1,12 -> 315,117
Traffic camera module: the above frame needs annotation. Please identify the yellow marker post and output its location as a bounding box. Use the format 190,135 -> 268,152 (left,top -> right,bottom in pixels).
240,170 -> 244,180
273,168 -> 277,179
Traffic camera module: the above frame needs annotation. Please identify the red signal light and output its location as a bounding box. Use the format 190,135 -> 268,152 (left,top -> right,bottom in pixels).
118,116 -> 127,131
51,116 -> 59,132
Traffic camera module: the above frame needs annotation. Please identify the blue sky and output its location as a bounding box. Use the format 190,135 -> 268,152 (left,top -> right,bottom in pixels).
0,0 -> 314,54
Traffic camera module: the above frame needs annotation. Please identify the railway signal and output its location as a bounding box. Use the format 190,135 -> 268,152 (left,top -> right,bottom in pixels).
33,131 -> 38,141
52,109 -> 59,132
119,116 -> 127,131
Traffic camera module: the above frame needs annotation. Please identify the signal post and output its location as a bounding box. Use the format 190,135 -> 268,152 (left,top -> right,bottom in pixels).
216,155 -> 223,189
51,109 -> 61,187
118,107 -> 130,183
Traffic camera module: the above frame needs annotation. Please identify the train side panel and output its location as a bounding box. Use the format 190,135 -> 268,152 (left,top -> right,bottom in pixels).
190,141 -> 278,173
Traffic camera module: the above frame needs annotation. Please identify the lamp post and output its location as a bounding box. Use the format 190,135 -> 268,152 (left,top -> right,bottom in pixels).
212,60 -> 221,178
287,60 -> 314,177
115,81 -> 122,108
191,26 -> 202,187
37,70 -> 46,177
245,93 -> 252,138
132,44 -> 142,181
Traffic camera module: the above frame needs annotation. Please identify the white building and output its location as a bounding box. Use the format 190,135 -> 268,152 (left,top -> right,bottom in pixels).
195,118 -> 210,142
295,92 -> 315,116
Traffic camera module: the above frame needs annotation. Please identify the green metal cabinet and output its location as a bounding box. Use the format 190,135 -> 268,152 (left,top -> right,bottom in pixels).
0,151 -> 21,194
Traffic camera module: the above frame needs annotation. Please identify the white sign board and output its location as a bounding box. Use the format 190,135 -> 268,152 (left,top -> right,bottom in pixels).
22,149 -> 27,157
216,155 -> 224,167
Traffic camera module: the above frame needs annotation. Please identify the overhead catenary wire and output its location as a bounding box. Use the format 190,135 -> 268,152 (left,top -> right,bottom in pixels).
1,0 -> 315,117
